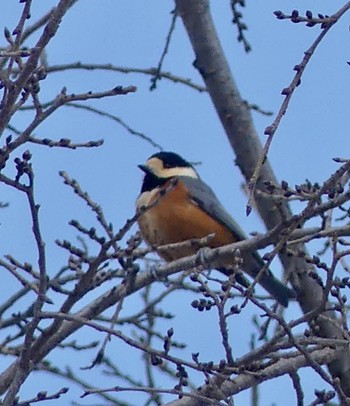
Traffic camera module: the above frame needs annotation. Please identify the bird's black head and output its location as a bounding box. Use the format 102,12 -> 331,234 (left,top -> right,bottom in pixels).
138,151 -> 198,193
149,151 -> 192,169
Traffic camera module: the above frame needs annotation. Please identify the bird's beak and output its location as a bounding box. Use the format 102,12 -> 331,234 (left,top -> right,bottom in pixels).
138,164 -> 153,175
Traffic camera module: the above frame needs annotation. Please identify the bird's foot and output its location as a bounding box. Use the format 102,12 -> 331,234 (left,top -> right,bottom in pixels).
149,264 -> 169,283
196,247 -> 213,269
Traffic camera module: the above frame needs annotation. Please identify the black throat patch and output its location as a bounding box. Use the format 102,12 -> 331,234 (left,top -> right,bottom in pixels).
140,172 -> 170,193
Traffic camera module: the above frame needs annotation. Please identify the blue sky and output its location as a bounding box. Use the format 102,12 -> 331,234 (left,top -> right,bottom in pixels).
1,1 -> 349,405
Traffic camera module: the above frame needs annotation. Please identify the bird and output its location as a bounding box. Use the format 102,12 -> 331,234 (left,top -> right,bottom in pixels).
136,151 -> 294,307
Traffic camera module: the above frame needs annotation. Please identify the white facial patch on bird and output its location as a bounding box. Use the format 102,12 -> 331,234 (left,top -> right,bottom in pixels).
145,157 -> 199,179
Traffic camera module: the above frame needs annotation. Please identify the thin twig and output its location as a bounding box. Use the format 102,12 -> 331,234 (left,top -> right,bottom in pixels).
150,9 -> 178,90
247,2 -> 350,210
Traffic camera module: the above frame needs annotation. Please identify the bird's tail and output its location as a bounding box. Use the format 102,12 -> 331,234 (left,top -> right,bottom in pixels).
258,270 -> 295,307
244,251 -> 295,307
219,252 -> 295,307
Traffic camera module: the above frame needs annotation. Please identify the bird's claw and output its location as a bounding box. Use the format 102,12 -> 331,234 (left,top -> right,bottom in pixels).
196,247 -> 213,269
149,264 -> 169,283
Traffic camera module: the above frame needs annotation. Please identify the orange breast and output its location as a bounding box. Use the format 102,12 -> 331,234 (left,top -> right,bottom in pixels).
137,181 -> 236,261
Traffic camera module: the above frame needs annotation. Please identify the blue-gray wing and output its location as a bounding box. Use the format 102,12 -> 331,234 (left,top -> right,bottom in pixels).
179,176 -> 295,307
179,176 -> 247,240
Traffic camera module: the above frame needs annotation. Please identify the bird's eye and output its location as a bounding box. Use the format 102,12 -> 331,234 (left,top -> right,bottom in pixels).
163,162 -> 172,169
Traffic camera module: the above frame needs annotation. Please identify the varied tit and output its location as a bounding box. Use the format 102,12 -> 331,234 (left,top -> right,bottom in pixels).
136,151 -> 294,307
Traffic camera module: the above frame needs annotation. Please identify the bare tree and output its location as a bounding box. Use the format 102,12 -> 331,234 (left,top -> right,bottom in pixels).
1,1 -> 350,405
